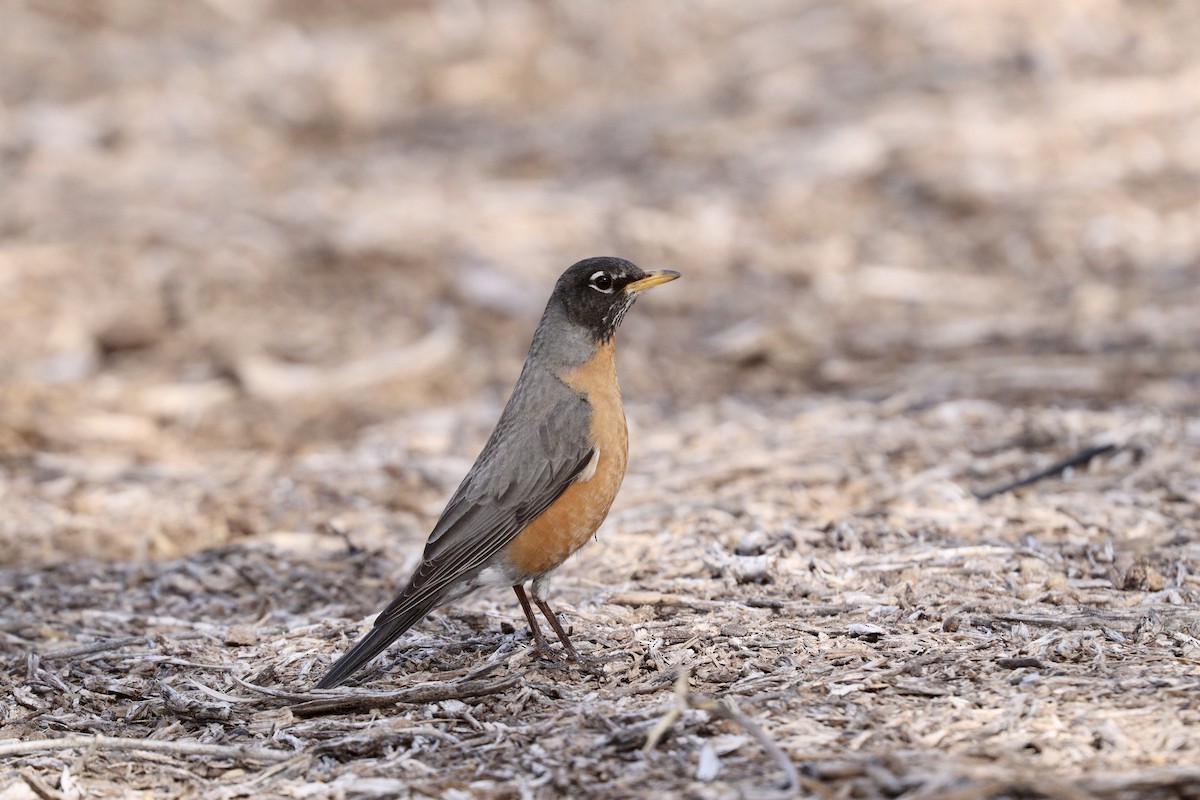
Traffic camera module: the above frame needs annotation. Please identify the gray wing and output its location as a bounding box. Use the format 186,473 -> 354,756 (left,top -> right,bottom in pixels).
372,371 -> 593,629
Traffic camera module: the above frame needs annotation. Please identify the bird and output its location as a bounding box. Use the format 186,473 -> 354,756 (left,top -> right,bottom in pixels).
316,256 -> 680,689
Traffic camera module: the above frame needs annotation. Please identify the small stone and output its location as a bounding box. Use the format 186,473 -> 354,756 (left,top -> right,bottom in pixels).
848,623 -> 887,640
224,625 -> 258,646
440,699 -> 469,716
1123,560 -> 1165,592
734,531 -> 769,556
695,742 -> 721,781
1018,557 -> 1048,578
729,555 -> 772,584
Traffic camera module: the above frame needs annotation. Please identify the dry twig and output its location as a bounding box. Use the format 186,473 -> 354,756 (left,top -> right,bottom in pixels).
1078,764 -> 1200,796
642,668 -> 799,796
289,673 -> 523,718
38,637 -> 146,661
0,735 -> 293,763
20,770 -> 66,800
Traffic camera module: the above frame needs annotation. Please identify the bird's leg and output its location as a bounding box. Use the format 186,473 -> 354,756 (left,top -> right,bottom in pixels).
534,597 -> 604,676
529,574 -> 602,674
512,585 -> 557,659
532,596 -> 583,662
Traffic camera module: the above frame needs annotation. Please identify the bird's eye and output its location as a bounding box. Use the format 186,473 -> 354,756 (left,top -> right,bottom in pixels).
589,271 -> 614,293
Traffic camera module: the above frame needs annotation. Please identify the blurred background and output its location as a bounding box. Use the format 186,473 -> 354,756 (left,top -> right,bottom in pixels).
3,0 -> 1198,564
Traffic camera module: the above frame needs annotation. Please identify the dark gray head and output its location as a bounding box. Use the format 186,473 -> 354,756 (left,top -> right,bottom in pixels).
548,257 -> 680,344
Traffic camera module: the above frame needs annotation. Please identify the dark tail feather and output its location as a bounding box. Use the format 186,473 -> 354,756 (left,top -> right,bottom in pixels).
316,601 -> 435,689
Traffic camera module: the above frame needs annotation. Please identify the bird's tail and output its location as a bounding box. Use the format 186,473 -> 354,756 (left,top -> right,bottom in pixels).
315,596 -> 440,689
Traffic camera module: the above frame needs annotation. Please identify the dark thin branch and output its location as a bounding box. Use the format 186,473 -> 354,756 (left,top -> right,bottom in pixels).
974,443 -> 1118,500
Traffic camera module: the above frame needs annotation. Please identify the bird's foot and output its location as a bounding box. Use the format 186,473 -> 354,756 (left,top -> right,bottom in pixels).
530,640 -> 567,664
534,641 -> 603,676
569,651 -> 604,677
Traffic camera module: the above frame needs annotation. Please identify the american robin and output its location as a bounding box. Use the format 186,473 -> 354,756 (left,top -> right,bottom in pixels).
316,257 -> 680,688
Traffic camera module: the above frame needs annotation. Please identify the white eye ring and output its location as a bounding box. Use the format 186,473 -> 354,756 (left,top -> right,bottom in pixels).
589,271 -> 615,293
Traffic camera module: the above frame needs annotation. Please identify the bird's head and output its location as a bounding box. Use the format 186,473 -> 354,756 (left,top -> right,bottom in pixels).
550,257 -> 680,344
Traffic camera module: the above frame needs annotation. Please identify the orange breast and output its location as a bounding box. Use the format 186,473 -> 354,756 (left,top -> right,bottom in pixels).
504,340 -> 629,577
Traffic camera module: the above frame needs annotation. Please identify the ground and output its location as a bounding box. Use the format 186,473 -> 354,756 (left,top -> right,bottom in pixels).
2,2 -> 1199,798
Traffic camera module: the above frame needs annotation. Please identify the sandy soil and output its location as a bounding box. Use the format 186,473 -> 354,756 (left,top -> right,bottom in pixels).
2,1 -> 1199,798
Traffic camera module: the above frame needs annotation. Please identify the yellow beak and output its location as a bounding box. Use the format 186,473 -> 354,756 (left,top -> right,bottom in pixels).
624,270 -> 682,294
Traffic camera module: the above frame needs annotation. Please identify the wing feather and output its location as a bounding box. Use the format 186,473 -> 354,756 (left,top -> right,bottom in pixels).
371,375 -> 593,629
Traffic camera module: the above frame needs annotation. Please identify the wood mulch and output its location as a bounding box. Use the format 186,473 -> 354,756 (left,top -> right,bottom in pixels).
4,399 -> 1198,799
